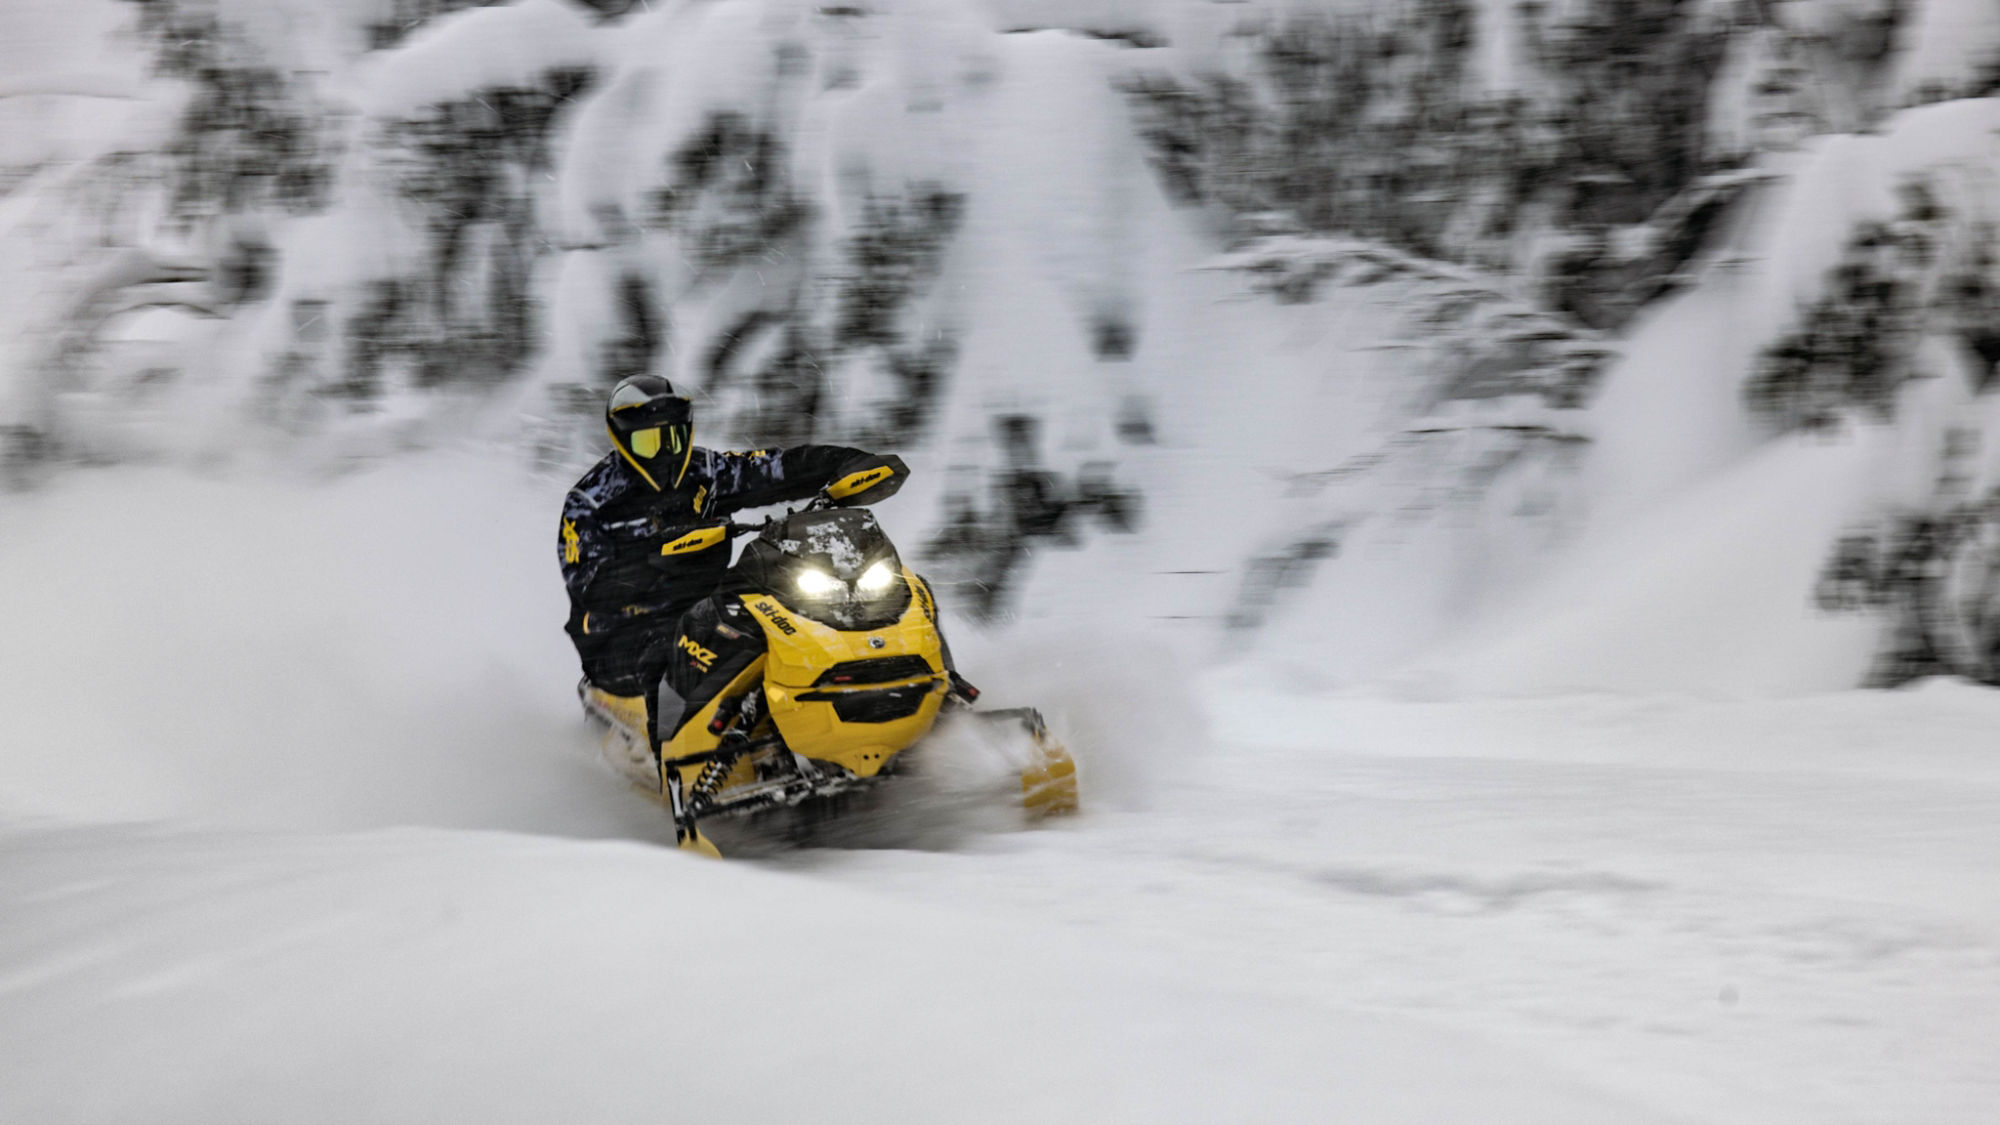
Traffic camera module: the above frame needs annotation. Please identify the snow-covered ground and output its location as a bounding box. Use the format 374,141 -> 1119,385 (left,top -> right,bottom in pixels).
2,459 -> 1995,1123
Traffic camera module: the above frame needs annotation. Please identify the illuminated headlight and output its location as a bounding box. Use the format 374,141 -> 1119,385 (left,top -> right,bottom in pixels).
796,568 -> 841,597
857,561 -> 897,594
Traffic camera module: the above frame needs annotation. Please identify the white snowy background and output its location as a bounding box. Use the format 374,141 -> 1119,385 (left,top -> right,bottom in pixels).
3,1 -> 1999,1121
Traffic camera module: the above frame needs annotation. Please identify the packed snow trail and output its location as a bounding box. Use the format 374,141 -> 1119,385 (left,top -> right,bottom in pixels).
2,457 -> 1997,1123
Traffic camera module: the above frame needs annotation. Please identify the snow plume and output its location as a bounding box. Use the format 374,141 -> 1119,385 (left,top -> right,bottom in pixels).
951,620 -> 1207,811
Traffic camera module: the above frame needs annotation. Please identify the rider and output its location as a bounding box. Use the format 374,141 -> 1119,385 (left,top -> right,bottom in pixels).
558,374 -> 906,757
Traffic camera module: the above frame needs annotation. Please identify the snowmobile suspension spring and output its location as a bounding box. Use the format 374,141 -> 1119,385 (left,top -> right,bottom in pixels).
692,756 -> 732,802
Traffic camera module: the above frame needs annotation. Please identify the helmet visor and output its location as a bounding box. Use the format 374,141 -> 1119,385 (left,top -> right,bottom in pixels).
625,423 -> 689,461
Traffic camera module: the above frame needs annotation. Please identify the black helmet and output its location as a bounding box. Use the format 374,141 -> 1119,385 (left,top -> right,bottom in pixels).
605,374 -> 694,490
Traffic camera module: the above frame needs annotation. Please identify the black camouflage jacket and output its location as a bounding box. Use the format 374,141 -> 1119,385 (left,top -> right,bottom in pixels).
558,444 -> 902,642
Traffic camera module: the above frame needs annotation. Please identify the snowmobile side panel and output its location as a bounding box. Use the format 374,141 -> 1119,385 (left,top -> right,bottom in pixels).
661,655 -> 768,771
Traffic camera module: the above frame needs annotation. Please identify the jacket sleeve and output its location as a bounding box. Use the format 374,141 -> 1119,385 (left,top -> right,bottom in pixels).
705,446 -> 908,514
558,487 -> 660,614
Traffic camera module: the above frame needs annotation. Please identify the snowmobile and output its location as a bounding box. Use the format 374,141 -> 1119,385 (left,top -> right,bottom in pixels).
581,497 -> 1077,856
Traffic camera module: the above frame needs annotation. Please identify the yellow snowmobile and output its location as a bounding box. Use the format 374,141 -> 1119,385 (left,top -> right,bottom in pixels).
583,500 -> 1076,855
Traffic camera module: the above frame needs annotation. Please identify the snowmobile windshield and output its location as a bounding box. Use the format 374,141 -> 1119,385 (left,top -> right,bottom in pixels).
745,509 -> 909,631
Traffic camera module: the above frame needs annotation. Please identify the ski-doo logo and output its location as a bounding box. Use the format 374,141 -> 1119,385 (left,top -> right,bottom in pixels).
677,635 -> 717,670
660,526 -> 726,555
750,599 -> 797,636
829,466 -> 891,500
561,520 -> 581,564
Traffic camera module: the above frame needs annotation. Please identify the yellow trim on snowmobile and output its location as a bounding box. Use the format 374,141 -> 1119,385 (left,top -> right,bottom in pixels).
827,465 -> 893,501
662,657 -> 765,764
739,571 -> 947,779
660,656 -> 767,798
660,526 -> 728,556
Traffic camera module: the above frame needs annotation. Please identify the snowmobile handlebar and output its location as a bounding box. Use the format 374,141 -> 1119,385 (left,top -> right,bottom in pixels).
720,492 -> 837,539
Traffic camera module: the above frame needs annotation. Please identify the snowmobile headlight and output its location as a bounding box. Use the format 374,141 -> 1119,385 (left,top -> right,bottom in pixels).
857,561 -> 897,594
795,567 -> 841,597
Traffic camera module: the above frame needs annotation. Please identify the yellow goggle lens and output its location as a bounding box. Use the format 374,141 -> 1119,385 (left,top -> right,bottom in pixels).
630,427 -> 662,458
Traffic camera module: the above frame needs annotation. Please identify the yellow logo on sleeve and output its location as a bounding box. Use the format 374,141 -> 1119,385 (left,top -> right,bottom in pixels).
561,520 -> 582,564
